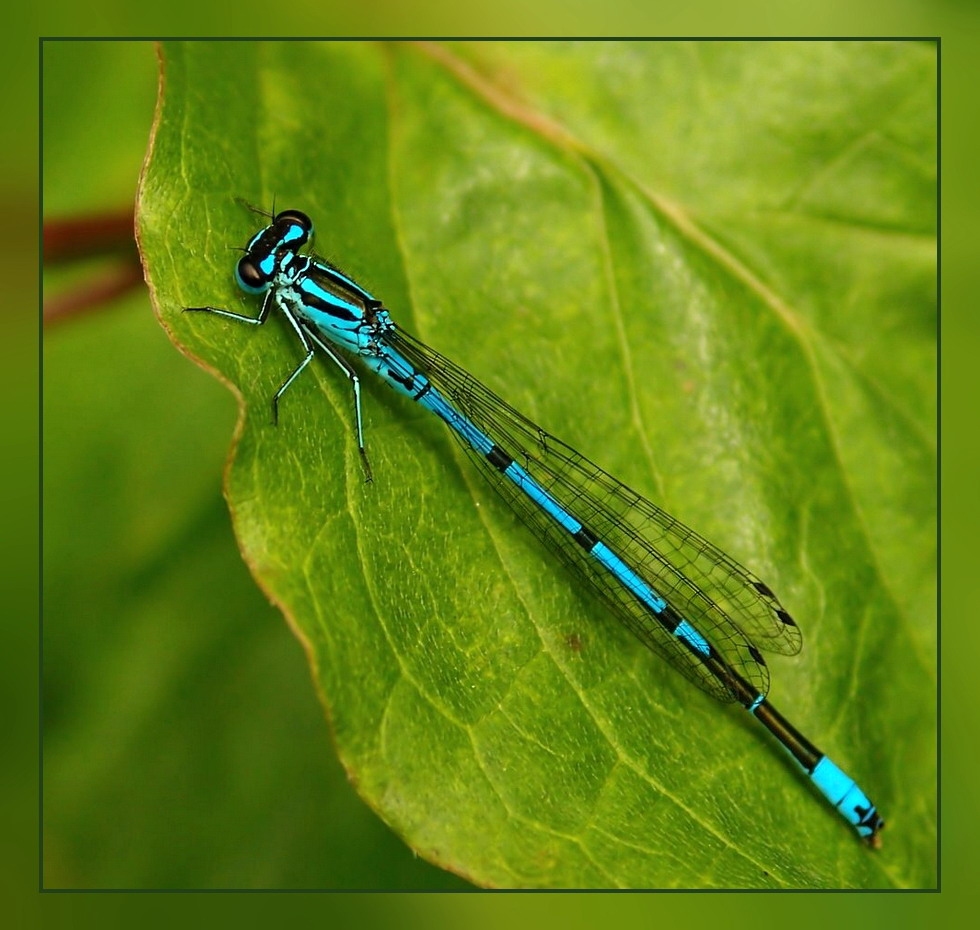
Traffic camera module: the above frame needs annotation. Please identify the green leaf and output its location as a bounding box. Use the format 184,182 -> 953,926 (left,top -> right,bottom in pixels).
139,40 -> 936,888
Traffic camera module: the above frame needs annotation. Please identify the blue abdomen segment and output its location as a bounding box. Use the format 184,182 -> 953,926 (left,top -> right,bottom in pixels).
811,756 -> 884,842
748,692 -> 884,844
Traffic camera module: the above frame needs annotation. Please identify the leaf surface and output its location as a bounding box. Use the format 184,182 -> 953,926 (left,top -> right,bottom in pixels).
139,40 -> 936,888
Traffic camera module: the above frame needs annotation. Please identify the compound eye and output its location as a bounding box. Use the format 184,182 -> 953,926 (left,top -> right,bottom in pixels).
274,208 -> 312,229
236,256 -> 269,293
273,209 -> 313,244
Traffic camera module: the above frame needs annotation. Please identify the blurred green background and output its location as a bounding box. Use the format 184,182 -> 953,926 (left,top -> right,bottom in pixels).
23,3 -> 968,923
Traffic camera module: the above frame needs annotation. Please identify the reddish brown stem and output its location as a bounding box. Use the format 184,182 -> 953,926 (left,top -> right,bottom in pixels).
43,206 -> 146,325
43,207 -> 137,263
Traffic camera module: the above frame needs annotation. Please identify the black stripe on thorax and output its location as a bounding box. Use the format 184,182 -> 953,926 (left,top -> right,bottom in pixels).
301,291 -> 359,322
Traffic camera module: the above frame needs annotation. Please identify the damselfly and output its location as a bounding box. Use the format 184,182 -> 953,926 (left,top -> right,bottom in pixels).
185,208 -> 884,846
